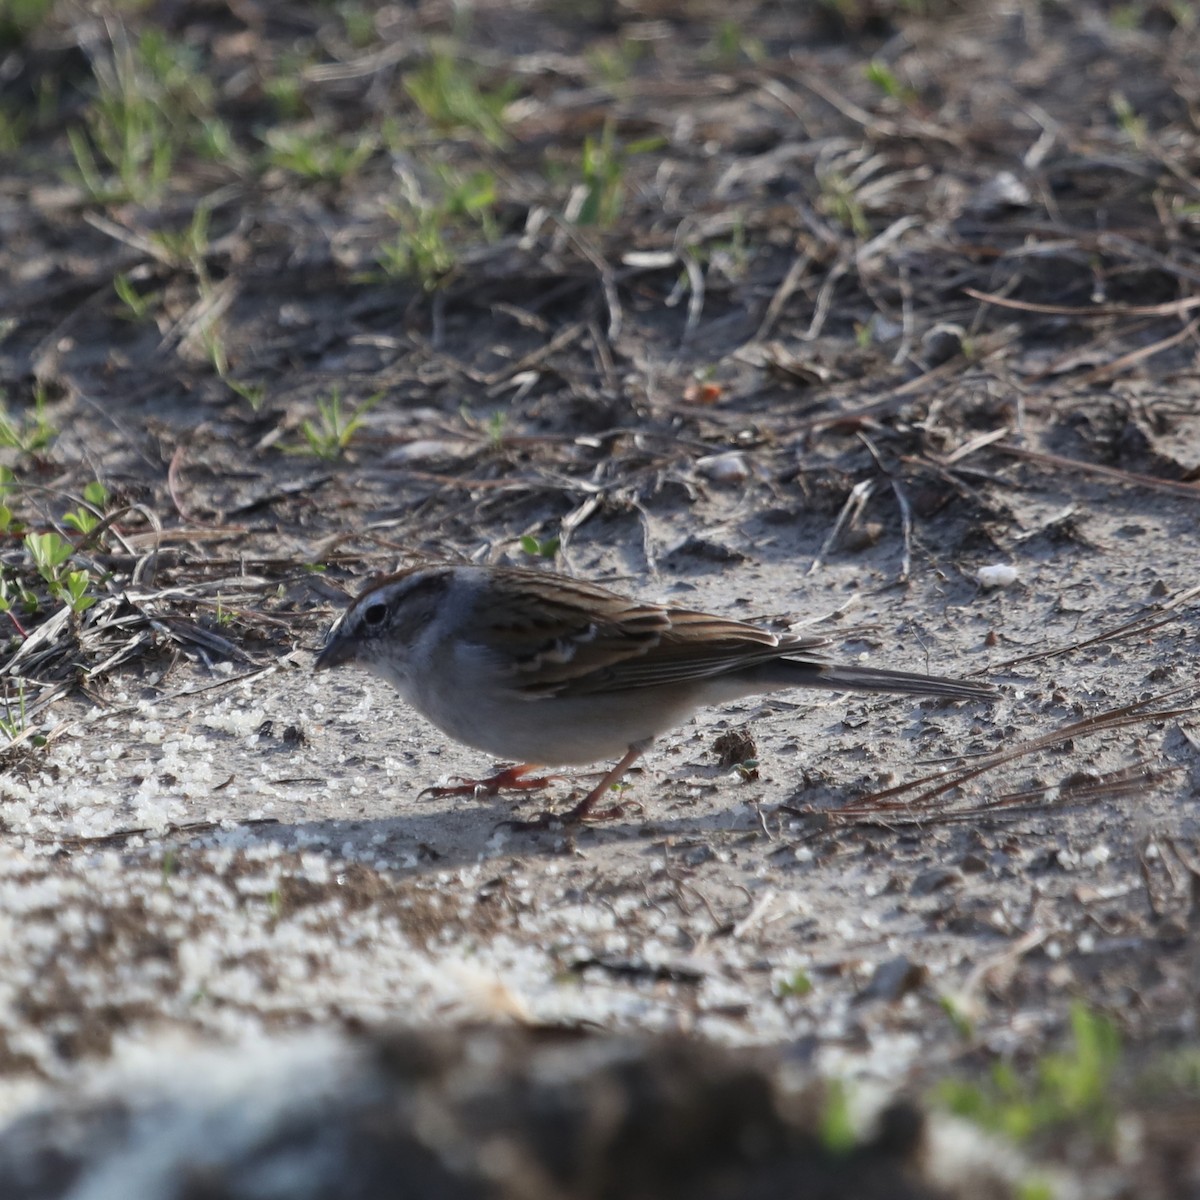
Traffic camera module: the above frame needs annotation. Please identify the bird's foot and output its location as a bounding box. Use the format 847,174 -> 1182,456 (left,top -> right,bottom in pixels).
496,786 -> 632,832
419,763 -> 562,801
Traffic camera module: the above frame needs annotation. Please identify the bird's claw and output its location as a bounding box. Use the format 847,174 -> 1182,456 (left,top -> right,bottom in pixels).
495,797 -> 629,832
419,764 -> 562,801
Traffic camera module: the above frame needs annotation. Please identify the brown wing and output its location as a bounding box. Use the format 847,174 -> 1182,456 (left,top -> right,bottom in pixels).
561,611 -> 831,695
468,566 -> 827,697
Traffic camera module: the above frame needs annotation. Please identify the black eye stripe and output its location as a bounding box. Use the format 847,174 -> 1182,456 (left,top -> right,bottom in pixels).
350,569 -> 451,636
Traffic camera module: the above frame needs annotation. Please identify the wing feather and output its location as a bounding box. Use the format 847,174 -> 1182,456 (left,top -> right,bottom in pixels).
464,566 -> 832,697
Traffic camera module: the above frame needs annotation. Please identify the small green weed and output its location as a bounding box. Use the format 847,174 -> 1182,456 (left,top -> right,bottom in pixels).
0,472 -> 110,619
25,528 -> 70,579
198,291 -> 230,379
0,0 -> 56,47
0,680 -> 44,747
338,2 -> 378,48
404,50 -> 517,148
864,60 -> 917,105
377,206 -> 455,287
1110,91 -> 1148,149
936,1004 -> 1120,1143
0,386 -> 56,454
68,30 -> 175,202
519,534 -> 560,559
66,24 -> 229,200
227,378 -> 267,412
1108,3 -> 1142,30
264,125 -> 376,183
195,113 -> 234,161
939,993 -> 976,1040
136,27 -> 215,115
263,53 -> 309,120
24,530 -> 99,614
572,120 -> 664,227
149,204 -> 211,271
62,482 -> 110,537
705,20 -> 765,65
58,569 -> 98,615
775,968 -> 812,998
1170,1 -> 1198,30
377,168 -> 497,288
815,168 -> 870,238
819,1080 -> 857,1155
483,410 -> 507,447
289,389 -> 380,460
587,35 -> 648,87
1016,1178 -> 1055,1200
0,104 -> 29,152
113,272 -> 157,321
441,169 -> 498,227
0,569 -> 38,618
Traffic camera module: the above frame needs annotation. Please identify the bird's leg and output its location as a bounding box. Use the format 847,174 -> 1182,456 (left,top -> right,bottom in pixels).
499,743 -> 647,831
563,744 -> 645,822
419,763 -> 562,800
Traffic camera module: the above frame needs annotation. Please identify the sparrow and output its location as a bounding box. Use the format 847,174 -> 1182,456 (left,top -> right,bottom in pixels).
314,563 -> 997,824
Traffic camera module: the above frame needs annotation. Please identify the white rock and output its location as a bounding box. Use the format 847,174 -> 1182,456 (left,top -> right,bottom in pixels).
696,451 -> 750,484
976,564 -> 1018,589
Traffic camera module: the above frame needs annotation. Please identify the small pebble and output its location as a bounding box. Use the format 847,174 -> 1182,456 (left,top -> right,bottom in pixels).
696,451 -> 750,484
976,564 -> 1018,589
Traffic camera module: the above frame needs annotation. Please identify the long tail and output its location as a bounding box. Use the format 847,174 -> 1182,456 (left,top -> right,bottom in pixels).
767,658 -> 998,701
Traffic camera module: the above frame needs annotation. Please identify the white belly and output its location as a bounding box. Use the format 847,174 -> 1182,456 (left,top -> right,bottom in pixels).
368,631 -> 779,766
415,683 -> 697,764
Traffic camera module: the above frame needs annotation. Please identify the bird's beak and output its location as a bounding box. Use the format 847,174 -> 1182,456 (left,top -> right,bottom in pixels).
313,635 -> 355,671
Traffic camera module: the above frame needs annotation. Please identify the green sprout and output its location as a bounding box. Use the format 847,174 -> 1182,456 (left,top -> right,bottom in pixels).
24,530 -> 73,584
0,571 -> 39,618
0,386 -> 56,454
774,968 -> 812,998
573,120 -> 664,228
62,482 -> 110,537
519,534 -> 560,559
113,273 -> 156,321
227,378 -> 267,411
24,531 -> 98,614
404,50 -> 517,148
289,389 -> 381,460
936,1004 -> 1121,1144
377,168 -> 497,289
864,60 -> 917,105
263,125 -> 376,183
819,1079 -> 857,1155
0,680 -> 45,747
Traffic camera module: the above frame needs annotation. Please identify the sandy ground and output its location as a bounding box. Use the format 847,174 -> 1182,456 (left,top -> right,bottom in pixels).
1,1 -> 1199,1194
1,489 -> 1196,1085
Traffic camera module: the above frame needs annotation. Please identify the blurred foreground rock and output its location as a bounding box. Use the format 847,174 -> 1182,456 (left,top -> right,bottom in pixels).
0,1025 -> 994,1200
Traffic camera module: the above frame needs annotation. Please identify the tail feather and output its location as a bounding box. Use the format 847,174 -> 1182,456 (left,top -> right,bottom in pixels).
772,658 -> 998,701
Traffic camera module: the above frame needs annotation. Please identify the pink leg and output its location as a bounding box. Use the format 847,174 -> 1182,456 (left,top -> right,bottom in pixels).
501,744 -> 647,831
419,763 -> 562,801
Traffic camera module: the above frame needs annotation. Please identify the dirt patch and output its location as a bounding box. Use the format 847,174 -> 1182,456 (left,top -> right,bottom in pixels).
1,0 -> 1199,1193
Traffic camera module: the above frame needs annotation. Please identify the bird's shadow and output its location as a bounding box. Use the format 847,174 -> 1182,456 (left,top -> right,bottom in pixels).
148,778 -> 786,875
132,692 -> 991,875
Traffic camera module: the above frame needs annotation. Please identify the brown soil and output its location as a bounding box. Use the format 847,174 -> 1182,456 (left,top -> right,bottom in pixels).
1,1 -> 1198,1195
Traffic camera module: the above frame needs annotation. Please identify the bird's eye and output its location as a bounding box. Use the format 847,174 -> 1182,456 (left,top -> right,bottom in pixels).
362,601 -> 388,628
